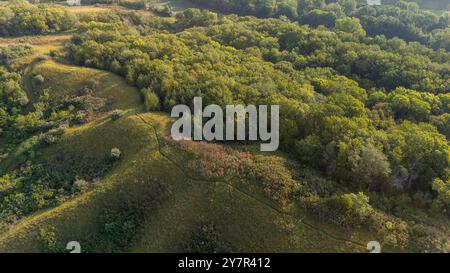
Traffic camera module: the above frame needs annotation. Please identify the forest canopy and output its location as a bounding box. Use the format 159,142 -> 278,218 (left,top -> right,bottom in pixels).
188,0 -> 450,46
0,0 -> 77,36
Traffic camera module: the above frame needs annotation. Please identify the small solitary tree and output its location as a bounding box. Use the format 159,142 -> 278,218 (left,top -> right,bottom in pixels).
110,148 -> 121,161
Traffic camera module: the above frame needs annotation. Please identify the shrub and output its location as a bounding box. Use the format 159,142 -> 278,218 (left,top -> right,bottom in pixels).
308,192 -> 374,228
39,127 -> 65,145
119,0 -> 147,10
33,74 -> 45,85
73,179 -> 89,192
109,109 -> 124,121
38,226 -> 58,253
110,148 -> 121,161
409,223 -> 447,252
49,50 -> 58,58
141,88 -> 159,111
183,223 -> 232,253
48,126 -> 66,136
150,4 -> 173,17
254,155 -> 300,205
333,192 -> 374,222
81,214 -> 137,252
41,134 -> 57,145
72,111 -> 88,124
168,139 -> 299,205
431,178 -> 450,216
36,55 -> 49,61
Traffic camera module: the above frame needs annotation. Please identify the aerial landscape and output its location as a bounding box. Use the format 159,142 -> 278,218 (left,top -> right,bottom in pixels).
0,0 -> 449,254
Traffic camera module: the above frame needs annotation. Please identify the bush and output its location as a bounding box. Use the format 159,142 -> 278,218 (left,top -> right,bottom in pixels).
38,226 -> 58,253
141,88 -> 159,111
110,148 -> 121,161
39,127 -> 65,145
72,111 -> 88,124
341,193 -> 373,215
73,179 -> 89,192
309,192 -> 374,228
41,134 -> 57,145
33,74 -> 45,85
36,55 -> 49,61
368,212 -> 410,249
49,50 -> 58,58
254,155 -> 300,205
109,109 -> 124,121
168,139 -> 299,205
48,126 -> 66,136
0,44 -> 32,66
183,223 -> 232,253
432,178 -> 450,216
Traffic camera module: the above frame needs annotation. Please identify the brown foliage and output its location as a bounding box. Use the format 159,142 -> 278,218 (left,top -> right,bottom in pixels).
165,138 -> 299,204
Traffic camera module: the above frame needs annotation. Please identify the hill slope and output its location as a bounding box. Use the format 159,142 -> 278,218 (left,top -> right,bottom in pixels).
0,111 -> 372,253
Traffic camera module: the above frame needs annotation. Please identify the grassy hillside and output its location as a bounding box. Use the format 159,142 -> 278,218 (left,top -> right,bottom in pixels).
23,59 -> 142,111
0,53 -> 142,172
0,112 -> 372,253
0,113 -> 159,252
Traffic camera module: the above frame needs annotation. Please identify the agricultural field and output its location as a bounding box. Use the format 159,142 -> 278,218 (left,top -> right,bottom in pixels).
0,0 -> 449,255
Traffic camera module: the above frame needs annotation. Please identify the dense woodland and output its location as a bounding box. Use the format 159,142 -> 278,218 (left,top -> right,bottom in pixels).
67,4 -> 450,194
187,0 -> 450,45
0,0 -> 449,252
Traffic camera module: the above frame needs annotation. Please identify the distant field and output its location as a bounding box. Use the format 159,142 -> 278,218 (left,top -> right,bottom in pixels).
157,0 -> 203,11
63,4 -> 126,14
408,0 -> 450,11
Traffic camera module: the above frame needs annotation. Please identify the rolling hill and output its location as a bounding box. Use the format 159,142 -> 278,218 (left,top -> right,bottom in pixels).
0,47 -> 374,253
0,1 -> 449,254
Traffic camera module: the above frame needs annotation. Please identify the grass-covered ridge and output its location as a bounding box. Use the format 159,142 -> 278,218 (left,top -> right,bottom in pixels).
23,59 -> 142,111
0,112 -> 373,253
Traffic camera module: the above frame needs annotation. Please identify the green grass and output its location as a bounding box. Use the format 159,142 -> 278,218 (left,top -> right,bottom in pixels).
0,113 -> 160,252
0,58 -> 142,172
0,111 -> 372,253
23,59 -> 142,111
